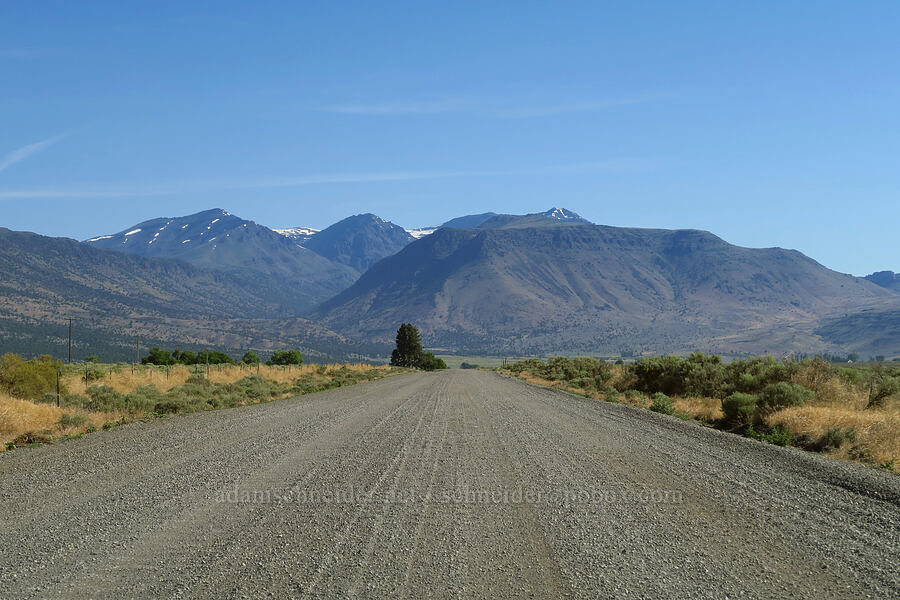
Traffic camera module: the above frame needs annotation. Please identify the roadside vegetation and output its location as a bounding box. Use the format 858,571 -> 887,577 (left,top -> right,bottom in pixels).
503,355 -> 899,472
1,352 -> 404,451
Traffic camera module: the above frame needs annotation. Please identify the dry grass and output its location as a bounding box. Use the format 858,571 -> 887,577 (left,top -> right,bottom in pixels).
517,372 -> 607,400
4,363 -> 397,450
0,391 -> 113,448
62,363 -> 381,396
792,362 -> 868,409
767,404 -> 900,470
674,397 -> 724,421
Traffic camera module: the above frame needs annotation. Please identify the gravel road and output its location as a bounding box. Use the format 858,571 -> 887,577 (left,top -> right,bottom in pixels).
1,370 -> 898,599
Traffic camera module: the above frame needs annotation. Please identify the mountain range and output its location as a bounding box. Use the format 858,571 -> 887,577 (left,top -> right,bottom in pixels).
84,209 -> 358,312
2,206 -> 898,360
0,227 -> 374,361
313,212 -> 896,355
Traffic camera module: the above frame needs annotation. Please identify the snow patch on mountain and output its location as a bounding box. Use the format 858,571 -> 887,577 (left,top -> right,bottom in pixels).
275,227 -> 320,243
406,227 -> 438,239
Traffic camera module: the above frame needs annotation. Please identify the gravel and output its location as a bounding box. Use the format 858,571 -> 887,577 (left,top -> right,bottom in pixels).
1,370 -> 898,599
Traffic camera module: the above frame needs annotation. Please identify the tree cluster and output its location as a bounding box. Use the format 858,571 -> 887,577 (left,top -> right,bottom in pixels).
142,347 -> 236,366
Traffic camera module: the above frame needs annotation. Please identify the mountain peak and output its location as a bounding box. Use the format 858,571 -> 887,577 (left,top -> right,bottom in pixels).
303,213 -> 415,272
541,207 -> 590,223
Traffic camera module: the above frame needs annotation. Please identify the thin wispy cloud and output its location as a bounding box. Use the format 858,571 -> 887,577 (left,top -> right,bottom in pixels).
320,95 -> 667,118
0,170 -> 467,199
492,98 -> 650,118
0,134 -> 68,173
322,99 -> 470,116
0,48 -> 57,59
0,158 -> 655,200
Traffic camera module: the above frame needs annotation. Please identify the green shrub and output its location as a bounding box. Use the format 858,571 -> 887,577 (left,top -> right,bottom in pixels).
745,424 -> 794,447
419,352 -> 448,371
724,356 -> 799,396
722,393 -> 758,424
460,362 -> 479,369
59,413 -> 88,427
624,389 -> 647,403
125,386 -> 166,413
756,382 -> 814,414
818,427 -> 857,450
185,373 -> 211,386
85,385 -> 126,411
505,358 -> 544,374
509,357 -> 612,388
867,372 -> 899,408
649,392 -> 676,415
153,398 -> 183,414
0,353 -> 63,400
631,355 -> 688,396
39,392 -> 59,404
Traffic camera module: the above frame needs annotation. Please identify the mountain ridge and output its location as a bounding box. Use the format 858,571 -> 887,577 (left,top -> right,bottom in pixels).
0,227 -> 375,361
84,208 -> 357,311
314,216 -> 895,355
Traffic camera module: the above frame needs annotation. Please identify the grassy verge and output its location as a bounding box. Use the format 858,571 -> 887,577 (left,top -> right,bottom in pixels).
1,363 -> 406,451
502,356 -> 899,473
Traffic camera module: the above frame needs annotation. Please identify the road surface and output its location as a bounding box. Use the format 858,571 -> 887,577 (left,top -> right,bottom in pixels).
1,370 -> 898,598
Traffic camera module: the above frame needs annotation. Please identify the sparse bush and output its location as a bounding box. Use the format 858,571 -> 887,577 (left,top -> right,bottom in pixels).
623,389 -> 647,405
125,386 -> 166,413
866,370 -> 899,409
460,362 -> 479,369
722,393 -> 758,424
756,382 -> 814,415
745,424 -> 794,447
631,355 -> 689,396
59,413 -> 88,427
649,392 -> 676,415
724,356 -> 799,396
509,357 -> 612,390
85,385 -> 126,411
153,398 -> 183,415
818,427 -> 857,451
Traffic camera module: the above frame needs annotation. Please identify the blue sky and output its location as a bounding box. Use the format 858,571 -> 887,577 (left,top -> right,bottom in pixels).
1,1 -> 898,275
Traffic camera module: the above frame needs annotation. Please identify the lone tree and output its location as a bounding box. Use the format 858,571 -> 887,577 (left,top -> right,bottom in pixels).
241,350 -> 261,365
267,349 -> 303,366
390,323 -> 423,368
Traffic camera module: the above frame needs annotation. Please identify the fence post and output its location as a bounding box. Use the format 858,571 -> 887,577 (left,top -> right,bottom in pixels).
56,368 -> 60,407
